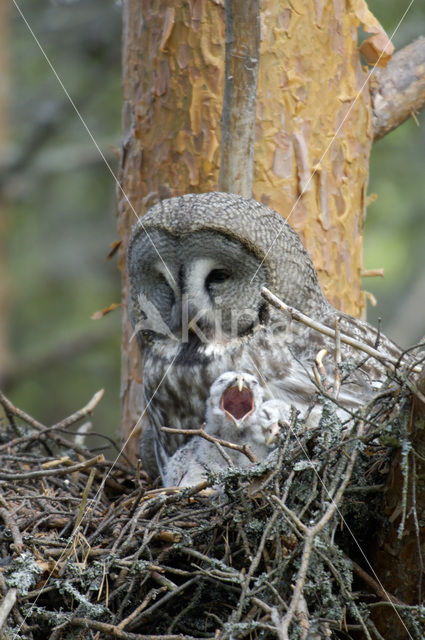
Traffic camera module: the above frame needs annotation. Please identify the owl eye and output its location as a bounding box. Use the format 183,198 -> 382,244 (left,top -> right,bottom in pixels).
156,271 -> 173,291
205,268 -> 230,289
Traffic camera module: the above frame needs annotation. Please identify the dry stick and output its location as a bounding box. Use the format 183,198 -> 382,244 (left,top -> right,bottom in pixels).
271,419 -> 366,640
0,588 -> 17,630
1,402 -> 20,435
56,389 -> 104,430
34,609 -> 206,640
261,287 -> 423,376
70,468 -> 96,538
228,510 -> 280,631
351,560 -> 403,605
212,440 -> 234,467
126,577 -> 199,629
0,454 -> 104,480
218,0 -> 260,197
161,426 -> 257,463
316,548 -> 374,640
333,317 -> 341,399
410,455 -> 424,603
0,495 -> 23,552
116,588 -> 167,631
139,481 -> 209,519
0,389 -> 104,455
180,547 -> 242,583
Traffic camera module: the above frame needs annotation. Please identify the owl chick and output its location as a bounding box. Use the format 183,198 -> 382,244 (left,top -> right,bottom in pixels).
162,371 -> 288,487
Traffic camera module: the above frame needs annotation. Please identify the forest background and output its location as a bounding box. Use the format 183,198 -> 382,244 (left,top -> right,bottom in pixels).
1,0 -> 424,453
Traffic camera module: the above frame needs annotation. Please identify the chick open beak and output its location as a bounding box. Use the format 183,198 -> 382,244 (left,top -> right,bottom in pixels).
221,377 -> 254,426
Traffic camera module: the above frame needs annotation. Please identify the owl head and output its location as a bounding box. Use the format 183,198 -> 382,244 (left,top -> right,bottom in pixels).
207,370 -> 263,428
127,192 -> 328,356
258,399 -> 289,445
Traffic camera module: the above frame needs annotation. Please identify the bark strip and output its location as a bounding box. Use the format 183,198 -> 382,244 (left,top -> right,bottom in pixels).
218,0 -> 260,197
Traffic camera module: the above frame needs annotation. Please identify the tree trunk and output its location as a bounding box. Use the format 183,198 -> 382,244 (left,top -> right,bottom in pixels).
253,0 -> 375,317
118,0 -> 225,463
118,2 -> 425,634
118,0 -> 387,460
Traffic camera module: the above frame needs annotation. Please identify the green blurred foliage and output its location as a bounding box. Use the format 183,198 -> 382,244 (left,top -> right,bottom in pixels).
1,0 -> 424,456
365,1 -> 425,345
4,0 -> 123,453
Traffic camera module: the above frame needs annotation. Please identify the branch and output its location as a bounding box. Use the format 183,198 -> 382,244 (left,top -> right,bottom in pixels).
261,286 -> 423,374
351,559 -> 404,605
0,496 -> 23,552
0,454 -> 104,481
0,588 -> 17,630
272,419 -> 365,639
161,425 -> 257,463
34,609 -> 195,640
372,36 -> 425,141
218,0 -> 260,196
0,389 -> 104,452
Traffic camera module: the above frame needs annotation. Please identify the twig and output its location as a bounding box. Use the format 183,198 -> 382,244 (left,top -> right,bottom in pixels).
272,420 -> 365,639
229,511 -> 280,627
213,440 -> 235,467
0,588 -> 17,630
117,587 -> 167,630
181,547 -> 242,580
0,391 -> 47,433
410,455 -> 424,602
317,548 -> 374,640
70,468 -> 97,537
0,389 -> 106,458
55,389 -> 104,430
34,609 -> 204,640
351,560 -> 403,605
126,577 -> 199,629
334,317 -> 341,398
0,454 -> 104,480
0,496 -> 23,552
161,426 -> 257,463
261,287 -> 421,374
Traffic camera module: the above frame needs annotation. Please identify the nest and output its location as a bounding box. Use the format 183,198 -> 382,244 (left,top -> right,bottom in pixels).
0,351 -> 425,640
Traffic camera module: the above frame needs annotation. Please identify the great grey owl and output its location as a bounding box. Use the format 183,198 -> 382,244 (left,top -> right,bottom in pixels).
163,371 -> 287,488
127,192 -> 411,483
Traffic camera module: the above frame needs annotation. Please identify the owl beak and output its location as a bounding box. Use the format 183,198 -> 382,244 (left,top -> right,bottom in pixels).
221,379 -> 254,427
265,422 -> 280,446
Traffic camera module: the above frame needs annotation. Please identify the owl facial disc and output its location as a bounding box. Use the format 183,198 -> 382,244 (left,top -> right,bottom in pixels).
221,378 -> 254,426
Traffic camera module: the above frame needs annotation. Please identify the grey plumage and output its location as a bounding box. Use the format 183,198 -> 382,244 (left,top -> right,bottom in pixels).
127,192 -> 410,483
163,371 -> 287,488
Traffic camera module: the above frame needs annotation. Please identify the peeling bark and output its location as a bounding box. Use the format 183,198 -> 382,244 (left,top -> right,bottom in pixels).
253,0 -> 377,317
118,8 -> 425,625
371,36 -> 425,141
218,0 -> 260,196
118,1 -> 424,461
118,0 -> 225,463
